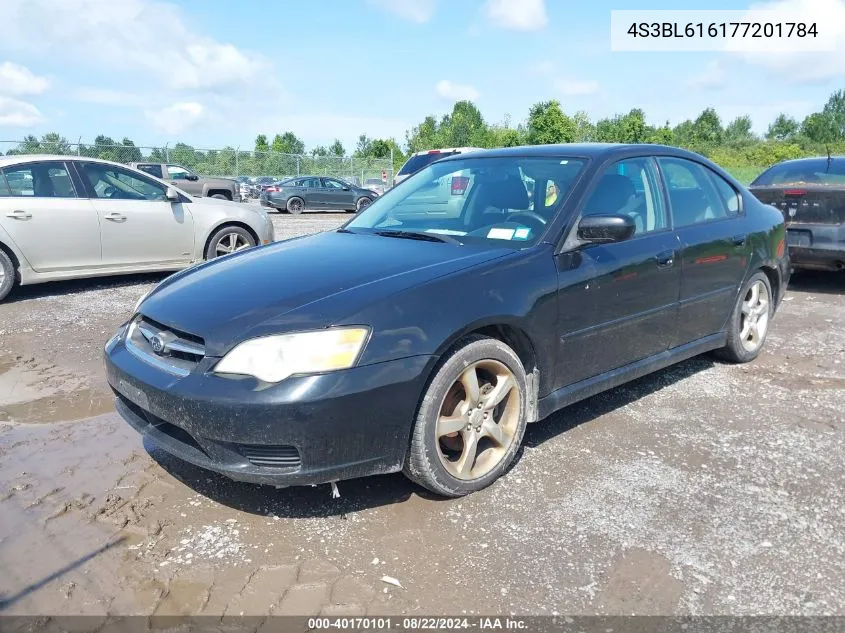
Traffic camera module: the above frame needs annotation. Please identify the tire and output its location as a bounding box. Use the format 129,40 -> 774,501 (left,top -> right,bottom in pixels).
211,193 -> 229,200
286,197 -> 305,214
355,197 -> 372,213
205,225 -> 256,260
714,271 -> 773,363
403,335 -> 528,497
0,248 -> 15,303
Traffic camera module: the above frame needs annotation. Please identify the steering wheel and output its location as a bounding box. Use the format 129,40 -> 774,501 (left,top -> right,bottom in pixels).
102,185 -> 117,198
507,210 -> 547,232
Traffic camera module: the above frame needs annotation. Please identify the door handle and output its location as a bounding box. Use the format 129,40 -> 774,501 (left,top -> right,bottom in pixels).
5,210 -> 32,220
104,212 -> 127,222
655,250 -> 675,269
732,234 -> 747,246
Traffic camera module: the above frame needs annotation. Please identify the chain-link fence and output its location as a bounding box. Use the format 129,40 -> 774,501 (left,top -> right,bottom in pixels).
0,140 -> 394,186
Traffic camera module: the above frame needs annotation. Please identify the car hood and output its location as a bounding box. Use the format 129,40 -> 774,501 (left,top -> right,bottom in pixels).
140,231 -> 508,356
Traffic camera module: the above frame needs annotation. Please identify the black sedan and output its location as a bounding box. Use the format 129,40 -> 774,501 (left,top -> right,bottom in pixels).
749,156 -> 845,271
260,175 -> 378,214
105,144 -> 789,497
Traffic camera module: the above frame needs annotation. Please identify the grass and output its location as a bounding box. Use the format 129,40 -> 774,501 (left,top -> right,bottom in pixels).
724,166 -> 764,185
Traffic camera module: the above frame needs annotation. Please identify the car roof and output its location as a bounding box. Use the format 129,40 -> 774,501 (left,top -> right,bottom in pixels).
0,154 -> 128,168
433,143 -> 700,161
409,147 -> 483,157
758,156 -> 842,168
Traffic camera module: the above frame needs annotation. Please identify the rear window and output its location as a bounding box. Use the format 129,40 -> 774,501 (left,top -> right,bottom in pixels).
135,164 -> 163,179
398,151 -> 459,176
752,159 -> 845,186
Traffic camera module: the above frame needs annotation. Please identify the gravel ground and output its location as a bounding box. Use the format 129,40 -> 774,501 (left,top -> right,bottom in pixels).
0,214 -> 843,617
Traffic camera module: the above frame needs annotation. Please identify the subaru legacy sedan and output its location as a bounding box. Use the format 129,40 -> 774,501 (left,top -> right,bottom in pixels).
0,156 -> 274,303
105,144 -> 789,497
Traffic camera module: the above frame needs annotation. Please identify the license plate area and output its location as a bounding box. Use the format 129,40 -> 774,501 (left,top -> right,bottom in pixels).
114,376 -> 150,411
786,229 -> 812,248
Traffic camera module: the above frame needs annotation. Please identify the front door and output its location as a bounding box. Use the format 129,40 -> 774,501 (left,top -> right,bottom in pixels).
0,160 -> 101,272
321,178 -> 356,210
77,162 -> 195,267
656,157 -> 750,345
166,165 -> 202,196
555,157 -> 681,388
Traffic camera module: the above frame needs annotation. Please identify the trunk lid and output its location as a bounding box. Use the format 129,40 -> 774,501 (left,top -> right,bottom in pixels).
749,185 -> 845,225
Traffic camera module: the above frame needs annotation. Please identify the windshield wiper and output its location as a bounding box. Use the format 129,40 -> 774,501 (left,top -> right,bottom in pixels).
373,229 -> 461,244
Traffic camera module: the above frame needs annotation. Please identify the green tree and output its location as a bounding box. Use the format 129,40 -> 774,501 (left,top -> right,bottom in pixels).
354,134 -> 372,157
39,132 -> 71,155
171,142 -> 197,166
822,89 -> 845,138
271,132 -> 305,155
311,145 -> 328,157
765,114 -> 799,141
329,139 -> 345,156
255,134 -> 270,152
121,137 -> 142,162
572,111 -> 595,142
647,121 -> 674,145
724,115 -> 755,144
801,112 -> 838,143
526,100 -> 576,145
618,109 -> 647,143
691,108 -> 723,147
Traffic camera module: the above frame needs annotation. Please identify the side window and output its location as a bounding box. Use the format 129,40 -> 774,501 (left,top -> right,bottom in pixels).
658,158 -> 730,227
0,162 -> 77,198
302,178 -> 320,188
0,172 -> 10,196
136,164 -> 164,179
322,179 -> 344,189
708,170 -> 741,216
166,165 -> 191,180
80,163 -> 167,201
582,158 -> 666,235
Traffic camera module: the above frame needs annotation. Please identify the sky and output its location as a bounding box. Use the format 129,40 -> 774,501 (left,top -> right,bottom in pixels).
1,0 -> 845,152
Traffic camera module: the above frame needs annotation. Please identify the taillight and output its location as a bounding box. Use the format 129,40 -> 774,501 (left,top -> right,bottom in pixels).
266,186 -> 281,193
427,150 -> 441,155
784,189 -> 806,196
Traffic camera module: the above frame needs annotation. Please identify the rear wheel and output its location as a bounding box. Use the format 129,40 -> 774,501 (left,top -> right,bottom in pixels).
205,226 -> 256,260
404,335 -> 527,497
286,197 -> 305,214
714,271 -> 773,363
0,249 -> 15,302
355,196 -> 372,212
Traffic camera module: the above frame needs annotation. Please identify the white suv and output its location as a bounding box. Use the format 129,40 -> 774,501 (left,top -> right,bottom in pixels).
393,147 -> 483,187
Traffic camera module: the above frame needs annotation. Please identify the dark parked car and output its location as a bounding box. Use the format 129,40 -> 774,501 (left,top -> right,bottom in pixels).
260,176 -> 378,213
105,144 -> 789,497
749,157 -> 845,271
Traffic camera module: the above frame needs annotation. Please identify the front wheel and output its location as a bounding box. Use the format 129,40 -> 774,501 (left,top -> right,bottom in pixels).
205,226 -> 256,260
211,193 -> 229,200
286,197 -> 305,214
714,271 -> 773,363
404,335 -> 528,497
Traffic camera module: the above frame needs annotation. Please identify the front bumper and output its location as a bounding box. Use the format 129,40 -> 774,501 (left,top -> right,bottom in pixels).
105,332 -> 434,486
786,223 -> 845,271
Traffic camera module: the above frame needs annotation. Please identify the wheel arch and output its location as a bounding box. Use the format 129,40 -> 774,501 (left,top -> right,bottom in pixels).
206,189 -> 232,200
0,239 -> 21,285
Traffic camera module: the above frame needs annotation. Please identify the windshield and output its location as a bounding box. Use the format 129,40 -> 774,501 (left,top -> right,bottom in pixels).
752,159 -> 845,186
344,156 -> 586,247
398,151 -> 459,176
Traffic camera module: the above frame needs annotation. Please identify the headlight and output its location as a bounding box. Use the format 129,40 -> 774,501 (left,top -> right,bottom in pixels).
213,327 -> 370,383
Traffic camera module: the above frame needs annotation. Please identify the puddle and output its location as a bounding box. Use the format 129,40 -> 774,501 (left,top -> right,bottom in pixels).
1,388 -> 114,424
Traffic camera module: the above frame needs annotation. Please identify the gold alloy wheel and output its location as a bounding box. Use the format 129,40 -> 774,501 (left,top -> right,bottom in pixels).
435,359 -> 521,480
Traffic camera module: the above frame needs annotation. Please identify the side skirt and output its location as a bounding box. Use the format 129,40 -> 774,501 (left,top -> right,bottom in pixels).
537,333 -> 727,420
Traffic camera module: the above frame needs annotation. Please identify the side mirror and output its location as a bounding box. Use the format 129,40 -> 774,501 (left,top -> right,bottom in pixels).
165,187 -> 180,201
342,186 -> 350,191
186,174 -> 199,181
577,214 -> 636,244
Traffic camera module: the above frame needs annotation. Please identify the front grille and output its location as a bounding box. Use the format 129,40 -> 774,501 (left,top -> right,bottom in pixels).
239,445 -> 301,468
126,315 -> 205,376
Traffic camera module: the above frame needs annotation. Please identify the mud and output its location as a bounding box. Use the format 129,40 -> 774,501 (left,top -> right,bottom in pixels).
0,217 -> 843,616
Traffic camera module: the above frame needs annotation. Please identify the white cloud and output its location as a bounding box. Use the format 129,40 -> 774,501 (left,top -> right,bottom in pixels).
0,62 -> 48,96
730,0 -> 845,82
71,88 -> 143,106
145,102 -> 205,135
0,0 -> 268,92
0,96 -> 45,127
435,80 -> 481,102
555,79 -> 599,96
685,61 -> 725,91
486,0 -> 548,31
368,0 -> 437,23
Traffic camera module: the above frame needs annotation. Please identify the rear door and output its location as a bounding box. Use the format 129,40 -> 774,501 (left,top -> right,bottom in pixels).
0,160 -> 101,272
77,162 -> 195,267
297,177 -> 323,209
657,157 -> 749,345
321,178 -> 355,210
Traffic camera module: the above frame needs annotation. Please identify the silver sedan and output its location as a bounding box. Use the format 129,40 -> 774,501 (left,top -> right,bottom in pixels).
0,155 -> 274,302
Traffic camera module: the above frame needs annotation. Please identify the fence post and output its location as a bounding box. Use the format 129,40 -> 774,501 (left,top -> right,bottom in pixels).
235,146 -> 239,178
390,147 -> 394,185
296,155 -> 300,176
164,143 -> 170,162
77,136 -> 82,156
